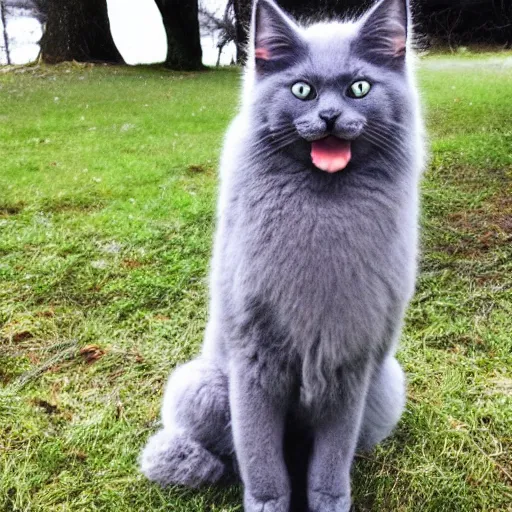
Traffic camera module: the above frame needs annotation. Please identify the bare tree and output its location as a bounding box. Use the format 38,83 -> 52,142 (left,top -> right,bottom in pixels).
4,0 -> 46,23
229,0 -> 511,57
0,0 -> 10,64
199,0 -> 236,66
419,0 -> 512,48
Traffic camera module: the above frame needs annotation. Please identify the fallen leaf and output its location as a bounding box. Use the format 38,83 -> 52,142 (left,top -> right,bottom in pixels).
12,330 -> 33,343
79,344 -> 105,364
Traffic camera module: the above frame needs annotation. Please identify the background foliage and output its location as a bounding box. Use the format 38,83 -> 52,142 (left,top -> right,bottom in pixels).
1,0 -> 511,68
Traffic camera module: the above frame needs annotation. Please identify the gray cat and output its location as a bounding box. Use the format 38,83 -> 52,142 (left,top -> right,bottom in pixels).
140,0 -> 425,510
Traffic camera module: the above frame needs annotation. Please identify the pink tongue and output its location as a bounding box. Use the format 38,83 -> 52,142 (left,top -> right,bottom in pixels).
311,136 -> 351,173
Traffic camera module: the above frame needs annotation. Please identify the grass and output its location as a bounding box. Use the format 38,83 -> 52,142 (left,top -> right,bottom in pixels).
0,55 -> 511,511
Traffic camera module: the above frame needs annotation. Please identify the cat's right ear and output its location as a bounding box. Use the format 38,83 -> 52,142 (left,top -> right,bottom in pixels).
252,0 -> 305,74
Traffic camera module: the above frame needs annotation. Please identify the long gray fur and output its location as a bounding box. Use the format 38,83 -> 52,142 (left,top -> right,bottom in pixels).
140,0 -> 425,510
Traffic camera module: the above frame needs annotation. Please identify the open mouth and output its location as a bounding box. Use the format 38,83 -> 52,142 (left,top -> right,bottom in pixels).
310,136 -> 352,173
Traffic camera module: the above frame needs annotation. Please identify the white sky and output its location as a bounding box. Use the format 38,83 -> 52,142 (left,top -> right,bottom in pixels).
0,8 -> 41,64
107,0 -> 167,65
0,0 -> 236,66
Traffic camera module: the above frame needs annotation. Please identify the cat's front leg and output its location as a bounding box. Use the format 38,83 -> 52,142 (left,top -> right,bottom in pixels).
308,364 -> 372,512
229,358 -> 290,512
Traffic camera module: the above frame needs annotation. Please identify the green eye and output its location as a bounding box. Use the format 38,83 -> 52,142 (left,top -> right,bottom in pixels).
349,80 -> 371,98
291,82 -> 314,100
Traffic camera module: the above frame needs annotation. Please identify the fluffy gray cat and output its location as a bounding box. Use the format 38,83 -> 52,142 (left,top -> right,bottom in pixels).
140,0 -> 425,510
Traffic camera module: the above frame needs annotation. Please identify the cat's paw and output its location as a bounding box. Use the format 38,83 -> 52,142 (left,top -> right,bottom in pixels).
244,493 -> 290,512
308,490 -> 351,512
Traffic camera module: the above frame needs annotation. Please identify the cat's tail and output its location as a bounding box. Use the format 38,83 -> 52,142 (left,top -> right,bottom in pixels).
140,357 -> 236,488
140,428 -> 228,488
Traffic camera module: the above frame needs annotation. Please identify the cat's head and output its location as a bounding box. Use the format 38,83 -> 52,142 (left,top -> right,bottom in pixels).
246,0 -> 414,173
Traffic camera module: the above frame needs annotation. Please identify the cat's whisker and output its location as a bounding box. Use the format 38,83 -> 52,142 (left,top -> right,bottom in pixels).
363,127 -> 401,153
250,134 -> 298,163
367,119 -> 409,140
369,122 -> 409,141
372,118 -> 409,132
248,128 -> 299,163
256,126 -> 297,145
249,135 -> 296,159
367,129 -> 409,161
267,137 -> 298,157
265,138 -> 297,159
251,132 -> 295,154
362,129 -> 407,164
361,132 -> 392,159
252,128 -> 294,145
365,123 -> 406,149
268,131 -> 298,147
365,137 -> 407,166
365,130 -> 405,159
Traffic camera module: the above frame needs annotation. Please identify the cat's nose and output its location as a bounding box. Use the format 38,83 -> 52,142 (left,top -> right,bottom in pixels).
319,110 -> 340,132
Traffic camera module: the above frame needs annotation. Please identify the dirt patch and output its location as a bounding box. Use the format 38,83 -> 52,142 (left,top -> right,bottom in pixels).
0,203 -> 24,217
438,190 -> 512,257
428,162 -> 510,194
11,331 -> 34,343
122,259 -> 144,269
187,163 -> 214,175
426,332 -> 487,353
1,327 -> 35,344
41,195 -> 105,214
32,398 -> 59,415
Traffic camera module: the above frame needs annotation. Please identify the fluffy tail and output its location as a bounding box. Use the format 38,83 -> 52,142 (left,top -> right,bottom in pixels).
140,429 -> 228,488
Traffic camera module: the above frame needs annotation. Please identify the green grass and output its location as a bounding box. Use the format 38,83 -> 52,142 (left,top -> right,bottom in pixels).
0,56 -> 511,511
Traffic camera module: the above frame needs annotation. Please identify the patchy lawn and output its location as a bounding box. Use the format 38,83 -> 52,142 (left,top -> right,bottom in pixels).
0,56 -> 511,511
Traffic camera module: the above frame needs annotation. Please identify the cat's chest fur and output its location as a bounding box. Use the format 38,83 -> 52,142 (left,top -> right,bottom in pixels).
221,164 -> 417,372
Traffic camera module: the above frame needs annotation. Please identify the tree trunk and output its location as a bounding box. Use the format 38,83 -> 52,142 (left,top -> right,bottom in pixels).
0,0 -> 10,64
216,45 -> 223,67
154,0 -> 203,70
40,0 -> 122,64
233,0 -> 251,64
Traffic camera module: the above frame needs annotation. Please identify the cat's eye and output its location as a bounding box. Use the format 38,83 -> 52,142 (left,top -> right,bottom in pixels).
348,80 -> 371,98
291,82 -> 315,100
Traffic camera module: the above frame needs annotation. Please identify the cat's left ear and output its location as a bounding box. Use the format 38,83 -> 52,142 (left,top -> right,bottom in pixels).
252,0 -> 305,73
358,0 -> 409,68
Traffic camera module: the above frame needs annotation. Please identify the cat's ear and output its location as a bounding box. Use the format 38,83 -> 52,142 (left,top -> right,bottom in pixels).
358,0 -> 409,68
252,0 -> 305,73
